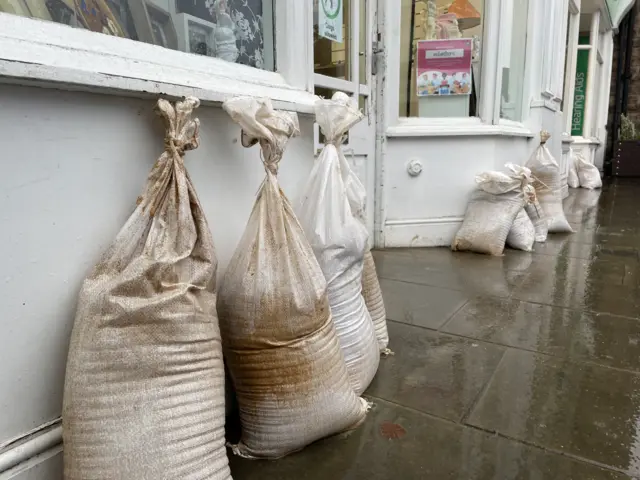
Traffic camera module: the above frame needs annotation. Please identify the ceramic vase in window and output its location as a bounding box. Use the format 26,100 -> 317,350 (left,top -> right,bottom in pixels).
213,0 -> 238,62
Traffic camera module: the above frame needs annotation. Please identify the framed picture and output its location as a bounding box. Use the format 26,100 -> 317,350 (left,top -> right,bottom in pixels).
129,0 -> 177,48
173,11 -> 216,56
0,0 -> 31,16
45,0 -> 78,25
73,0 -> 127,37
188,20 -> 213,55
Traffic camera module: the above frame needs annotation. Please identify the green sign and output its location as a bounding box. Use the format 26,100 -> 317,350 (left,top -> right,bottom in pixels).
571,46 -> 589,137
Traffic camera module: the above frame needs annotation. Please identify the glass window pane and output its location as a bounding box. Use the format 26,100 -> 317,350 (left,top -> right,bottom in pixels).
0,0 -> 275,70
314,0 -> 351,80
399,0 -> 484,118
500,0 -> 529,121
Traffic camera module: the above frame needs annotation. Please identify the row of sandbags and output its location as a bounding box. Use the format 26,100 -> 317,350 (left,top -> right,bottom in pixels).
62,94 -> 389,479
452,137 -> 573,256
568,149 -> 603,190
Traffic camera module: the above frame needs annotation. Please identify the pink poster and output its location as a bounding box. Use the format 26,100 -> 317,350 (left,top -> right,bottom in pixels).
416,39 -> 473,96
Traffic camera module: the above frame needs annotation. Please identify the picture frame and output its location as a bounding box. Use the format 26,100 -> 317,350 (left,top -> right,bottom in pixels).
129,0 -> 177,48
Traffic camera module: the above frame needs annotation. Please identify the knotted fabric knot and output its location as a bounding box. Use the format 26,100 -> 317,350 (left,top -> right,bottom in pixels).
155,96 -> 201,160
164,137 -> 187,157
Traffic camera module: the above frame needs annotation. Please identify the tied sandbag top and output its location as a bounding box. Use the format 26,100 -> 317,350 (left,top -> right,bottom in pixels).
315,91 -> 364,145
316,92 -> 367,223
475,164 -> 538,207
158,96 -> 200,157
138,97 -> 200,219
223,96 -> 299,174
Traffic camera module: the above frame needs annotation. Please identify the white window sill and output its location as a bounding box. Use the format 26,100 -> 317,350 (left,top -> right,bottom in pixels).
0,13 -> 317,113
531,98 -> 561,112
387,119 -> 534,138
571,136 -> 602,145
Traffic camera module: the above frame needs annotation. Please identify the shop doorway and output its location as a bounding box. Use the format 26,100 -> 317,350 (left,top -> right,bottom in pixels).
313,0 -> 379,240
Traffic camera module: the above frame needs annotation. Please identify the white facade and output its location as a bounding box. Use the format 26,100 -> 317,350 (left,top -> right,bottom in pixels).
0,0 -> 633,477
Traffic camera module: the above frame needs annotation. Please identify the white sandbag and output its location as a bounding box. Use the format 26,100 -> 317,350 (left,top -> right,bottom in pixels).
320,92 -> 390,353
576,153 -> 603,190
506,209 -> 535,251
297,95 -> 380,395
63,98 -> 231,480
525,199 -> 549,243
568,150 -> 580,188
220,96 -> 368,459
526,137 -> 573,233
505,163 -> 548,243
452,170 -> 527,256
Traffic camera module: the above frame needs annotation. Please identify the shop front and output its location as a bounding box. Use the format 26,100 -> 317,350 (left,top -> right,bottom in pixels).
377,0 -> 634,248
0,0 -> 634,476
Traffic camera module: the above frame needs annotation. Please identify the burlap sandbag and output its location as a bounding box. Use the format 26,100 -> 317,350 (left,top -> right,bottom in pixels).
525,198 -> 549,243
452,170 -> 527,256
220,96 -> 368,460
63,98 -> 231,480
362,251 -> 389,351
506,209 -> 535,252
297,96 -> 380,394
317,92 -> 389,353
526,135 -> 573,233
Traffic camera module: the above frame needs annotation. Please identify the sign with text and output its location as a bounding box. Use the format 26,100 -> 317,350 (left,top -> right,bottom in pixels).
318,0 -> 343,43
571,49 -> 589,137
416,39 -> 473,96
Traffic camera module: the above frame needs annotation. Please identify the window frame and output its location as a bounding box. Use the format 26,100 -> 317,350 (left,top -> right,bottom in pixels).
562,0 -> 581,134
541,0 -> 570,102
0,0 -> 317,112
497,0 -> 533,125
384,0 -> 534,138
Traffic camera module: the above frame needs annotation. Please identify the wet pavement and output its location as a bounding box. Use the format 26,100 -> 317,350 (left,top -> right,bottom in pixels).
229,180 -> 640,479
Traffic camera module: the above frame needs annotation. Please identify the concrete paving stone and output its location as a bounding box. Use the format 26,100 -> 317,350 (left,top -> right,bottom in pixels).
374,249 -> 527,298
467,349 -> 640,476
228,399 -> 632,480
366,321 -> 505,422
442,297 -> 640,372
379,278 -> 468,329
511,254 -> 640,318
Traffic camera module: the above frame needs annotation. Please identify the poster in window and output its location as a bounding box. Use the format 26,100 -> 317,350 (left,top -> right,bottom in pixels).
416,39 -> 473,96
318,0 -> 342,43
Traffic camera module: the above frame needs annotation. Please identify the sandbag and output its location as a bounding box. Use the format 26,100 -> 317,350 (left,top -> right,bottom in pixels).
525,199 -> 548,243
297,95 -> 380,394
319,92 -> 389,353
526,138 -> 573,233
452,170 -> 527,256
63,97 -> 231,480
506,209 -> 535,251
219,96 -> 368,459
568,150 -> 580,188
362,251 -> 389,351
576,153 -> 603,190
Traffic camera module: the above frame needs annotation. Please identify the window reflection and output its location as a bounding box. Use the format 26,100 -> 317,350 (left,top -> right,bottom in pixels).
0,0 -> 275,70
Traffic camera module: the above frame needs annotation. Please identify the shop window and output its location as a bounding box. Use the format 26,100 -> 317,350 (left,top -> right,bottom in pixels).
499,0 -> 528,121
571,35 -> 590,136
314,0 -> 351,80
0,0 -> 275,70
398,0 -> 485,118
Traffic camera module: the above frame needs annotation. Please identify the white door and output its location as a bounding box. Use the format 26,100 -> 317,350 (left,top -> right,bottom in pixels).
313,0 -> 379,240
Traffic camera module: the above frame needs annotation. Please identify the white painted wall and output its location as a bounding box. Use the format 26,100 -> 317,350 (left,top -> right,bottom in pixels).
0,84 -> 316,473
382,109 -> 566,248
